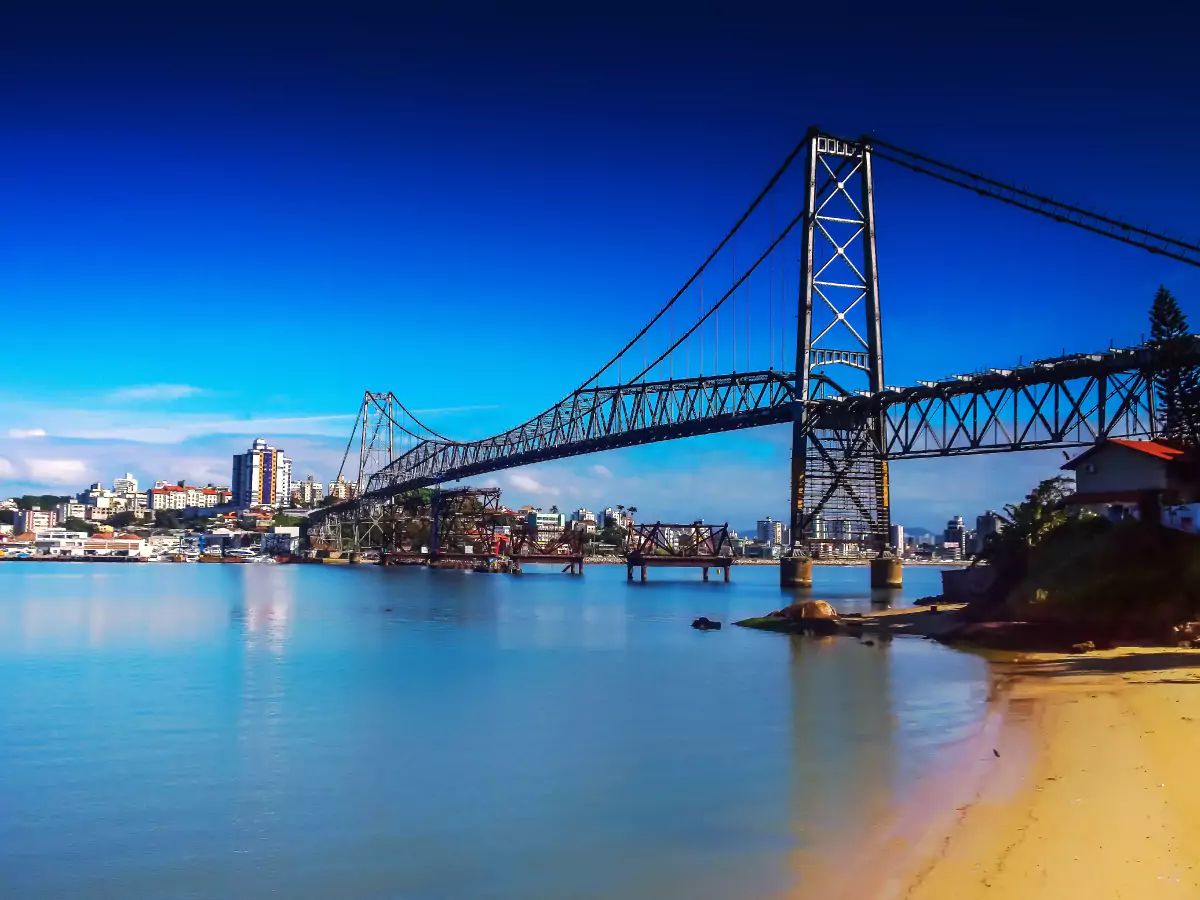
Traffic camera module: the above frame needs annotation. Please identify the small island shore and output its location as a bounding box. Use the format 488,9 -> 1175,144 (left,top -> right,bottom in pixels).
792,645 -> 1200,899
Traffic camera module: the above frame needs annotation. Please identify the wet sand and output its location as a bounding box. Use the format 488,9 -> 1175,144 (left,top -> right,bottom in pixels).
870,647 -> 1200,899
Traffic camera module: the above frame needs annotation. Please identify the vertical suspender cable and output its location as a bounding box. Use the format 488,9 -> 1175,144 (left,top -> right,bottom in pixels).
769,195 -> 775,370
781,227 -> 788,370
731,234 -> 736,372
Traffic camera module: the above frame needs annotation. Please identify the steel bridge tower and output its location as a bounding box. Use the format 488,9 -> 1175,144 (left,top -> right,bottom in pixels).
789,130 -> 890,561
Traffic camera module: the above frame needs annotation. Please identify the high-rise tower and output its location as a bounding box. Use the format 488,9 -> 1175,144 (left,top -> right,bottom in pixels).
232,438 -> 293,507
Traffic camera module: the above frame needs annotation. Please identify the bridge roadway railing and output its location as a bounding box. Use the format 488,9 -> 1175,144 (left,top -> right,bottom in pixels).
310,341 -> 1193,526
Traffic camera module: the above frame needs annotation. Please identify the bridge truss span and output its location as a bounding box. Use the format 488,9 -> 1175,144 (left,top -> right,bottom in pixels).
826,346 -> 1170,459
365,370 -> 798,498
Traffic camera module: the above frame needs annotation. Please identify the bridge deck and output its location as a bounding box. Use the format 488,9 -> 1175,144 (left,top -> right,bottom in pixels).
626,556 -> 734,581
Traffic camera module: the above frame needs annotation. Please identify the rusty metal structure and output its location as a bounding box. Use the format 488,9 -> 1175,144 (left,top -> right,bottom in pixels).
506,524 -> 586,574
624,522 -> 734,581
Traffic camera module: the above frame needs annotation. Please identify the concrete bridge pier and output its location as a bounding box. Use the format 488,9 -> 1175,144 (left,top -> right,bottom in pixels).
869,557 -> 903,589
780,556 -> 813,588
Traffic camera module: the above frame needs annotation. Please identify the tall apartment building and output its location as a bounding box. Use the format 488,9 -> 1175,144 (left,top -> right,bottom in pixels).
15,507 -> 56,533
290,475 -> 325,507
113,472 -> 139,495
757,516 -> 783,546
232,439 -> 292,507
55,500 -> 89,523
944,516 -> 967,556
326,474 -> 358,501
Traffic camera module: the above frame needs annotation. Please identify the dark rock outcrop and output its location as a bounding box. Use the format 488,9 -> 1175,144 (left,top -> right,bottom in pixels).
692,616 -> 722,631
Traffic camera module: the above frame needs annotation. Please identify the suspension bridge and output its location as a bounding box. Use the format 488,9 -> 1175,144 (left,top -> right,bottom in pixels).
307,126 -> 1200,585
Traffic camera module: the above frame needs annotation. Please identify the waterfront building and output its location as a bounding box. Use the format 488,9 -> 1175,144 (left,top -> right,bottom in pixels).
757,516 -> 783,546
944,516 -> 967,555
940,540 -> 963,560
232,439 -> 293,507
570,507 -> 596,524
527,511 -> 566,539
889,523 -> 905,554
34,529 -> 146,558
290,475 -> 324,507
261,526 -> 301,556
14,507 -> 56,532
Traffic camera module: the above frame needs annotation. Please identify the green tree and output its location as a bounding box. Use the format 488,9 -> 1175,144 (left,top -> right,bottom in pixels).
1149,286 -> 1200,444
976,475 -> 1075,574
60,517 -> 97,534
109,511 -> 138,529
272,514 -> 305,528
599,524 -> 626,549
16,494 -> 69,510
0,510 -> 13,526
154,509 -> 183,529
549,504 -> 559,514
627,505 -> 638,518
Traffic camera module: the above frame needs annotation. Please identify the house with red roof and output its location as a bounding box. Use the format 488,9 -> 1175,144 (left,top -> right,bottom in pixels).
1061,438 -> 1194,519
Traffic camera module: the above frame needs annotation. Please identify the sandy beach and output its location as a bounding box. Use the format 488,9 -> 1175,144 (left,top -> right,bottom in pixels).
862,647 -> 1200,899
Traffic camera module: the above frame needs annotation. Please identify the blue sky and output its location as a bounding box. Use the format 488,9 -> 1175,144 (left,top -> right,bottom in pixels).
3,7 -> 1199,530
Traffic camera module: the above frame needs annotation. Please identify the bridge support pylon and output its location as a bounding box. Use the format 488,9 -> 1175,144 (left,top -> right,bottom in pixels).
869,557 -> 902,589
780,555 -> 813,588
785,128 -> 891,586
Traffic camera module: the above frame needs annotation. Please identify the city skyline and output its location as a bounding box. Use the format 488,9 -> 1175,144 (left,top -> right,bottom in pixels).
3,10 -> 1198,528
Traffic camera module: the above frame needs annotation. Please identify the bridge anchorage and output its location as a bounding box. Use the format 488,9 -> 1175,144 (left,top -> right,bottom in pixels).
308,126 -> 1200,588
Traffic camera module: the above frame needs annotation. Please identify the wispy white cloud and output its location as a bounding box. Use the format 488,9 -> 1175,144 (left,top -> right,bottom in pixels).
107,384 -> 206,402
507,472 -> 560,496
0,457 -> 14,478
590,464 -> 613,478
5,412 -> 354,445
25,459 -> 89,484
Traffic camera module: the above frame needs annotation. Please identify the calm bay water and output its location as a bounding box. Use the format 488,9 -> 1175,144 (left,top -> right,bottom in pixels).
0,562 -> 988,899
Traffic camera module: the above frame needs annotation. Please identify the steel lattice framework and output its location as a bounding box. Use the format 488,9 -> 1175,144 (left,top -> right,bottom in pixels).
309,342 -> 1182,546
792,132 -> 889,552
307,126 -> 1200,555
365,370 -> 797,496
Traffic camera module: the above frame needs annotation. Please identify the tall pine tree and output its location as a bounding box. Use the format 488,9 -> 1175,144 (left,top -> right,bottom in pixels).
1148,286 -> 1200,444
